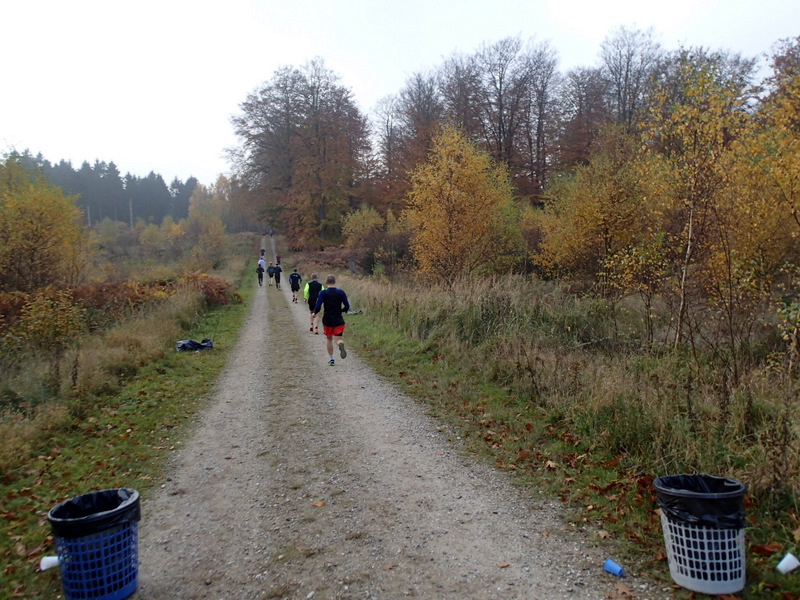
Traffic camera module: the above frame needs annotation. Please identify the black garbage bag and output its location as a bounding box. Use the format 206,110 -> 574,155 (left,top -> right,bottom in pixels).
175,338 -> 214,351
654,474 -> 745,529
48,488 -> 140,538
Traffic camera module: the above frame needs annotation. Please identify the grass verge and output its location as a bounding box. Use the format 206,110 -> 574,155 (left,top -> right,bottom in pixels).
341,273 -> 800,600
0,265 -> 253,599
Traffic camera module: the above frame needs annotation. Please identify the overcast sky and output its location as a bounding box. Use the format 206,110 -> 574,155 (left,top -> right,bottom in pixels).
1,0 -> 798,186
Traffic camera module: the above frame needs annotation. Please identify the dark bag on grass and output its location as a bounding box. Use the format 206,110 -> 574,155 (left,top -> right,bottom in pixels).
175,338 -> 214,351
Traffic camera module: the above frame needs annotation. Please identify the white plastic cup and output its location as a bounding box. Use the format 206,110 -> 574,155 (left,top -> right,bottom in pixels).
777,553 -> 800,574
39,556 -> 59,571
603,558 -> 624,577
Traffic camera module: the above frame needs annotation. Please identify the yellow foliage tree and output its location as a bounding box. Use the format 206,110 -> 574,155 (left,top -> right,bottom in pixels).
139,223 -> 166,256
536,126 -> 659,288
646,51 -> 752,351
0,154 -> 89,293
715,38 -> 800,374
403,126 -> 520,284
160,215 -> 187,259
341,205 -> 385,248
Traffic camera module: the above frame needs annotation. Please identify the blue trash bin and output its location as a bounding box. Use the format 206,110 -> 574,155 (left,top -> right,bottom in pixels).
47,488 -> 140,600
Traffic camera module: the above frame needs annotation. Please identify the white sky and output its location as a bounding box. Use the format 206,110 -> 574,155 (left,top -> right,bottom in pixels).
1,0 -> 797,185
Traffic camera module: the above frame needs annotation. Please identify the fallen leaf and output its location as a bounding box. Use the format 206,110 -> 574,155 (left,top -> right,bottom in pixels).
751,542 -> 783,557
541,531 -> 550,538
611,582 -> 634,598
383,563 -> 396,570
498,563 -> 510,568
793,526 -> 800,544
598,530 -> 611,539
311,501 -> 326,507
545,460 -> 558,470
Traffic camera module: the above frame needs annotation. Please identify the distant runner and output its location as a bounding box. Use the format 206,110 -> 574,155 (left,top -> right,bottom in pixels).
256,263 -> 264,286
288,269 -> 302,303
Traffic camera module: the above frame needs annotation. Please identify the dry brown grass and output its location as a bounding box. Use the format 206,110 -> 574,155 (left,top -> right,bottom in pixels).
342,273 -> 800,504
0,280 -> 211,475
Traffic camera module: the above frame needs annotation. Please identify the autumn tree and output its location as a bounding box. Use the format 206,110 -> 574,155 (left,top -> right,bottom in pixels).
372,72 -> 444,219
342,205 -> 385,249
438,52 -> 483,139
647,48 -> 757,351
600,26 -> 663,129
438,37 -> 560,203
0,155 -> 90,293
396,72 -> 444,170
720,36 -> 800,373
231,59 -> 371,249
403,126 -> 521,284
553,67 -> 612,169
372,96 -> 407,215
516,40 -> 560,199
536,125 -> 658,287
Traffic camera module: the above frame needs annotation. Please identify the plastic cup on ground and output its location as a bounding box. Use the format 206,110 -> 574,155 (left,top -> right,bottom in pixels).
603,558 -> 624,577
777,553 -> 800,574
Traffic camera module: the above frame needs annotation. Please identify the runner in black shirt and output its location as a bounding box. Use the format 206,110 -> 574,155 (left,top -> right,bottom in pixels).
304,273 -> 324,334
288,269 -> 302,303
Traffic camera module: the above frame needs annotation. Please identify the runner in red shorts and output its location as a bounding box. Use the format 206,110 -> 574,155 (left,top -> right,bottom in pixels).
313,274 -> 350,366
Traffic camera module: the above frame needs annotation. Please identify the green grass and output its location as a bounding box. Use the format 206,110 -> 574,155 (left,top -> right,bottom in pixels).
0,267 -> 253,599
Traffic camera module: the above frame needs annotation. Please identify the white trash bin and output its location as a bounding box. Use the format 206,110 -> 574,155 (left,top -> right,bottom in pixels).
654,474 -> 746,595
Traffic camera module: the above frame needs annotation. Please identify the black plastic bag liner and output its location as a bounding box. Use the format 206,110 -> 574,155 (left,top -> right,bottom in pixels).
654,474 -> 745,529
48,488 -> 140,538
175,338 -> 213,351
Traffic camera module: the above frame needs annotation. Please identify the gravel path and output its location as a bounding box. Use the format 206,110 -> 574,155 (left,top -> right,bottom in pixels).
133,257 -> 668,599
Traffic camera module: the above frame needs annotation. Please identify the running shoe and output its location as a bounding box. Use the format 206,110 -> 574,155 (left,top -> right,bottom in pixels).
328,359 -> 335,366
309,326 -> 314,332
338,341 -> 347,359
314,327 -> 319,335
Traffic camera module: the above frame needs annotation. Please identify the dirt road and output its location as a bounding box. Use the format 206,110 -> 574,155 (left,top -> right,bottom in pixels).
133,260 -> 666,599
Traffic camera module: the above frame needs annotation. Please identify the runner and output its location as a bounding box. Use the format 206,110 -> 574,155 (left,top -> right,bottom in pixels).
313,274 -> 349,366
304,273 -> 324,334
288,269 -> 302,303
256,263 -> 264,286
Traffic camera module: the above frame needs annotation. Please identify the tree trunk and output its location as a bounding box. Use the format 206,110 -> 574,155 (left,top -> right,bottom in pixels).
674,204 -> 695,350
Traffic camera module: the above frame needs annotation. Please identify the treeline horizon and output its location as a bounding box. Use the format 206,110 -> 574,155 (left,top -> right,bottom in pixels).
228,26 -> 797,251
12,150 -> 199,229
